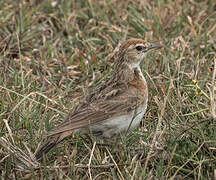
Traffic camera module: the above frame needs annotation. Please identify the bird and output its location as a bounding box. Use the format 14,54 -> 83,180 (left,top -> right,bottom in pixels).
35,38 -> 162,159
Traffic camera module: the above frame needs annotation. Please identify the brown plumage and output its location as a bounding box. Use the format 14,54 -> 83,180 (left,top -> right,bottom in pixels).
35,38 -> 162,159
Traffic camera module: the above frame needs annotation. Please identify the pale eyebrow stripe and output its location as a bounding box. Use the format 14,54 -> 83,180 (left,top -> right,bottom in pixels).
135,43 -> 145,47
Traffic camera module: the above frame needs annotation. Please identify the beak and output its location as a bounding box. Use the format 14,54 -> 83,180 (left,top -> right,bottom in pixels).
148,43 -> 163,50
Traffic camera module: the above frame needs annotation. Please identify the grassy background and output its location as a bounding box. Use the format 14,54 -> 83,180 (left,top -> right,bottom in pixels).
0,0 -> 216,179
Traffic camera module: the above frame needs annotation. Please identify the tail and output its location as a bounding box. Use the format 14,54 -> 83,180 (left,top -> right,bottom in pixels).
35,130 -> 73,159
35,136 -> 60,159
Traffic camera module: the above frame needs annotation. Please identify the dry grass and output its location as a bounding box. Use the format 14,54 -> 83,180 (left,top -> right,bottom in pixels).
0,0 -> 216,179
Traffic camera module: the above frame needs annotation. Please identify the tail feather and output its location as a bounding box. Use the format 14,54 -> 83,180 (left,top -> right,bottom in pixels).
35,137 -> 59,159
35,130 -> 73,159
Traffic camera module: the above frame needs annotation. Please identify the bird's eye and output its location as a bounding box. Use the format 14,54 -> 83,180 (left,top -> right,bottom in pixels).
135,46 -> 144,51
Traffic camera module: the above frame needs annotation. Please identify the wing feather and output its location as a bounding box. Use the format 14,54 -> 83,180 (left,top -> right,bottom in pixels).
46,91 -> 140,137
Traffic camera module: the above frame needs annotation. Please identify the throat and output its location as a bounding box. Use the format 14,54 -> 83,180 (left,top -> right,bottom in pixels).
128,62 -> 141,70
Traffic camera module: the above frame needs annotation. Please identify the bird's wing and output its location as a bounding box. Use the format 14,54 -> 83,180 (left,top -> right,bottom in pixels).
46,86 -> 142,137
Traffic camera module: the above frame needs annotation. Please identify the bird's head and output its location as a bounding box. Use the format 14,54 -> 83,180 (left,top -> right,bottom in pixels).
117,38 -> 162,69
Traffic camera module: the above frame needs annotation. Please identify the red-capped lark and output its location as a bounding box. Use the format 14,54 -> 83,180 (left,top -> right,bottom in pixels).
35,38 -> 162,159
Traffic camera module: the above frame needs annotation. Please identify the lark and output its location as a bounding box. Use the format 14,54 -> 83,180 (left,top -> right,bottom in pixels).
35,38 -> 162,159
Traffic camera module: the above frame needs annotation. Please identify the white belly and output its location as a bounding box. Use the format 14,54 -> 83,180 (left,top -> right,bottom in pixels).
90,104 -> 147,138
